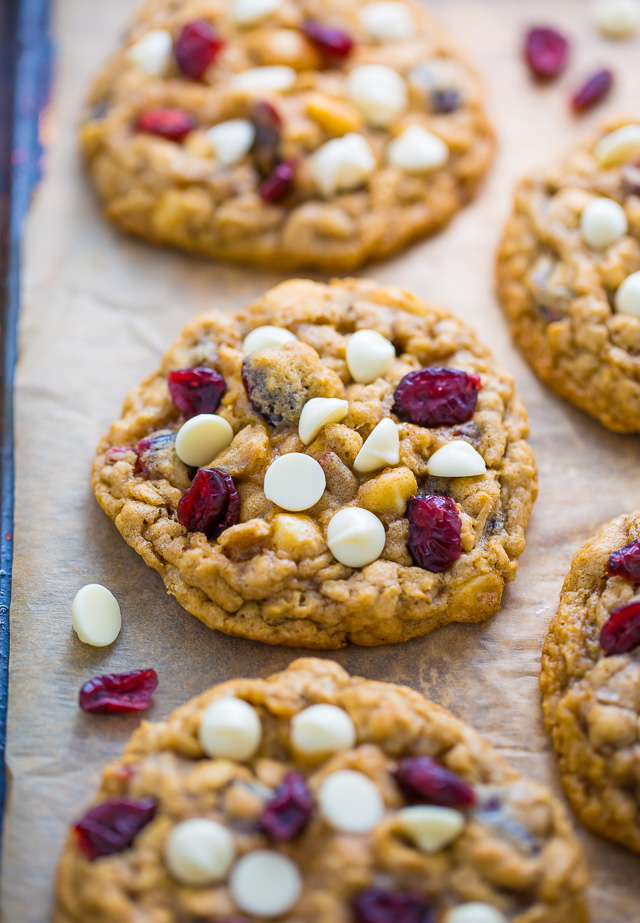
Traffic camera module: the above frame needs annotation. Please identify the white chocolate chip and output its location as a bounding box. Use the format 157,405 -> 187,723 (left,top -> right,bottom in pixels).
346,329 -> 395,384
594,124 -> 640,167
359,2 -> 416,40
231,65 -> 296,92
165,818 -> 235,885
72,584 -> 121,647
427,440 -> 486,477
233,0 -> 282,25
242,325 -> 297,355
445,904 -> 508,923
346,64 -> 408,128
299,397 -> 349,445
615,270 -> 640,317
354,418 -> 400,473
230,850 -> 302,917
592,0 -> 640,37
397,805 -> 465,853
199,697 -> 262,761
264,453 -> 326,511
319,770 -> 384,833
291,703 -> 356,755
386,124 -> 449,173
125,29 -> 172,76
580,197 -> 628,249
311,133 -> 376,197
327,507 -> 386,568
175,414 -> 233,468
205,119 -> 256,166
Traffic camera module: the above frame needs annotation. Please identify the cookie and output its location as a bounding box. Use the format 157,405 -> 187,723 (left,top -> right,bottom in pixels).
79,0 -> 493,271
541,509 -> 640,852
55,658 -> 588,923
497,118 -> 640,433
92,278 -> 537,648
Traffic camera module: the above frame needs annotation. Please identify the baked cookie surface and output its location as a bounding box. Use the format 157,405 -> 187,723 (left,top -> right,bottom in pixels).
92,278 -> 537,648
55,658 -> 588,923
80,0 -> 493,270
497,118 -> 640,433
541,509 -> 640,853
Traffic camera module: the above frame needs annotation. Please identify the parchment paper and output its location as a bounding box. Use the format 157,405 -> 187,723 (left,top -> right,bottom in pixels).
3,1 -> 640,919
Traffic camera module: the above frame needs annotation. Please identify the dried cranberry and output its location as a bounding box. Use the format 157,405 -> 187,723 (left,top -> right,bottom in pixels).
393,368 -> 481,428
303,20 -> 354,58
353,888 -> 432,923
395,756 -> 476,807
260,772 -> 314,841
608,539 -> 640,582
622,162 -> 640,196
177,467 -> 240,539
74,799 -> 157,860
135,432 -> 176,477
79,669 -> 158,714
174,19 -> 224,81
406,495 -> 462,573
168,367 -> 226,419
260,158 -> 296,202
524,27 -> 569,80
600,600 -> 640,655
571,69 -> 613,112
136,108 -> 196,141
251,101 -> 282,178
105,446 -> 131,465
431,89 -> 461,114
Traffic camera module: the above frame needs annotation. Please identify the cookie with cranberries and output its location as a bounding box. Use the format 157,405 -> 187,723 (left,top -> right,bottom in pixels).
92,278 -> 536,647
54,659 -> 588,923
79,0 -> 493,271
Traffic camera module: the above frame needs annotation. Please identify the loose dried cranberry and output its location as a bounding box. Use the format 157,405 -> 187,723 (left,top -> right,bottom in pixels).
260,772 -> 314,841
353,888 -> 432,923
251,101 -> 282,178
571,69 -> 613,113
524,27 -> 569,80
303,20 -> 354,58
105,446 -> 131,465
174,19 -> 224,81
395,756 -> 476,807
260,157 -> 296,202
168,367 -> 226,419
600,600 -> 640,655
622,162 -> 640,196
79,669 -> 158,714
74,799 -> 157,860
406,495 -> 462,573
431,89 -> 461,114
177,467 -> 240,539
393,368 -> 481,428
136,108 -> 196,141
608,539 -> 640,582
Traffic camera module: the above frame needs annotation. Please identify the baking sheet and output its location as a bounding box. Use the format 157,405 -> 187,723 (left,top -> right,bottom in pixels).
3,0 -> 640,919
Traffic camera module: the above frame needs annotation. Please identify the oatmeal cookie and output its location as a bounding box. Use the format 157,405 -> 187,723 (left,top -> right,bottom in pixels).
541,509 -> 640,853
92,278 -> 537,648
497,118 -> 640,433
55,658 -> 588,923
79,0 -> 493,271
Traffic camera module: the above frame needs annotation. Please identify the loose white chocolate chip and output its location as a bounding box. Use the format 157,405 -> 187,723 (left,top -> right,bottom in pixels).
592,0 -> 640,37
319,770 -> 384,833
346,329 -> 395,383
175,414 -> 233,468
354,418 -> 400,473
264,453 -> 326,511
242,324 -> 297,355
165,819 -> 235,885
615,270 -> 640,317
205,119 -> 256,166
346,65 -> 408,128
291,703 -> 356,754
594,124 -> 640,167
230,850 -> 302,917
299,397 -> 349,445
360,2 -> 416,40
311,133 -> 376,197
231,65 -> 296,92
427,440 -> 486,477
125,29 -> 172,76
72,584 -> 121,647
327,507 -> 386,568
397,805 -> 465,853
580,197 -> 628,249
233,0 -> 282,25
198,697 -> 262,761
446,904 -> 508,923
386,124 -> 449,173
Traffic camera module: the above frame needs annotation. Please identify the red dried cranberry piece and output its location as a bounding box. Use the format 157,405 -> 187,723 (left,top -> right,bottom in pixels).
105,446 -> 131,465
608,539 -> 640,582
259,157 -> 296,202
251,101 -> 282,178
395,756 -> 476,807
303,20 -> 354,58
431,89 -> 461,114
177,467 -> 240,539
136,108 -> 196,141
393,368 -> 481,428
260,772 -> 314,841
74,799 -> 157,860
174,19 -> 224,81
406,495 -> 462,573
79,669 -> 159,714
134,432 -> 175,477
524,27 -> 569,80
168,367 -> 226,419
353,888 -> 432,923
571,69 -> 613,112
600,600 -> 640,655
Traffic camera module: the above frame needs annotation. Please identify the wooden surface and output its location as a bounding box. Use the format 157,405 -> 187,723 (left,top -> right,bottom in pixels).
2,0 -> 640,920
